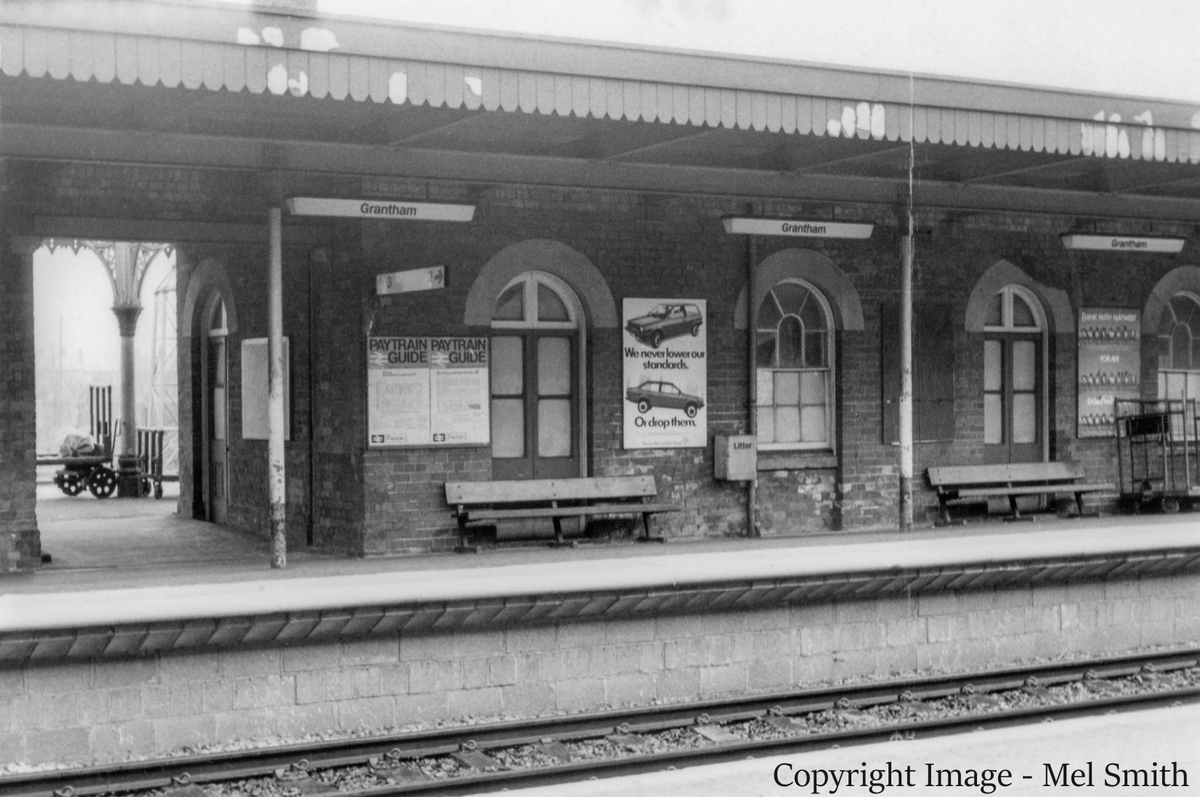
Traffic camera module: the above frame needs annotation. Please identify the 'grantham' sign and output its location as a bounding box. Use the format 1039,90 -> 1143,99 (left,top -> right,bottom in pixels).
1061,234 -> 1185,253
722,217 -> 874,239
286,197 -> 476,222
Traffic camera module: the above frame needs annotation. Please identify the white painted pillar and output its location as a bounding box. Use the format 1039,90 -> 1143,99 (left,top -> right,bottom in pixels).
268,207 -> 287,568
898,233 -> 914,532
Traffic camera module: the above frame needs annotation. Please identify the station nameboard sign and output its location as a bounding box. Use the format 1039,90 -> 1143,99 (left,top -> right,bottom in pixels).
377,266 -> 445,296
286,197 -> 475,222
722,217 -> 874,239
1061,234 -> 1184,253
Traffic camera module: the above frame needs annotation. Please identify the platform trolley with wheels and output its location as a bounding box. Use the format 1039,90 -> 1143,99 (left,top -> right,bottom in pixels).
1114,398 -> 1200,513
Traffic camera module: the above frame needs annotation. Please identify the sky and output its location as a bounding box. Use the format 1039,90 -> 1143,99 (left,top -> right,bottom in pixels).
312,0 -> 1200,104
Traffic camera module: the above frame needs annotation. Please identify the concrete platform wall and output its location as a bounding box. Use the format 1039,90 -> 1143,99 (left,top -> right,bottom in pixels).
5,572 -> 1199,767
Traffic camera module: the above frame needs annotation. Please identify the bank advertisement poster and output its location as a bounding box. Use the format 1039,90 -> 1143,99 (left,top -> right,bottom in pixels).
367,336 -> 489,447
623,298 -> 707,449
1077,308 -> 1140,437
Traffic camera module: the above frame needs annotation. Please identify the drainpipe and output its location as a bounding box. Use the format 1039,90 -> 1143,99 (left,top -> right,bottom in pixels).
747,210 -> 759,537
268,207 -> 287,567
899,230 -> 914,532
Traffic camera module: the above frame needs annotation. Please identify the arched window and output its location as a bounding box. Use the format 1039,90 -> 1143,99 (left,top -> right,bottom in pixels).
490,271 -> 585,479
755,280 -> 834,449
1158,292 -> 1200,404
983,285 -> 1046,463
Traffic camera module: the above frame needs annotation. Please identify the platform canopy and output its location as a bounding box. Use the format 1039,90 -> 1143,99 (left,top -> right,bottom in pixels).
3,0 -> 1200,222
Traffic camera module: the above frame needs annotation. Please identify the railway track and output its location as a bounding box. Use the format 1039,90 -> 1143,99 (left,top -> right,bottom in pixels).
5,647 -> 1199,797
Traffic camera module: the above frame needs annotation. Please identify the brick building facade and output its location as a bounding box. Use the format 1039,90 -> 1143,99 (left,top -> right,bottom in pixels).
2,1 -> 1200,563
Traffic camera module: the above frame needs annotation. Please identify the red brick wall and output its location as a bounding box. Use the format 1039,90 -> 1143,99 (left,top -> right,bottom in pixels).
0,237 -> 41,571
4,157 -> 1200,557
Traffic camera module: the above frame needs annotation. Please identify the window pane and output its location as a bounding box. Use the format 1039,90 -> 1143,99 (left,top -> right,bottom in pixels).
757,293 -> 782,329
1012,294 -> 1037,328
537,398 -> 571,457
1170,295 -> 1197,325
756,369 -> 773,406
985,293 -> 1002,327
777,317 -> 804,368
491,336 -> 523,395
984,394 -> 1003,444
756,406 -> 775,443
773,282 -> 808,317
493,283 -> 524,321
774,406 -> 801,443
756,333 -> 776,367
800,371 -> 826,405
984,340 -> 1002,391
1012,393 -> 1036,443
799,293 -> 824,329
537,337 -> 571,395
491,399 -> 524,457
1012,340 -> 1036,391
537,283 -> 570,322
774,371 -> 800,405
212,387 -> 226,440
1171,325 -> 1192,370
800,405 -> 827,442
804,331 -> 826,367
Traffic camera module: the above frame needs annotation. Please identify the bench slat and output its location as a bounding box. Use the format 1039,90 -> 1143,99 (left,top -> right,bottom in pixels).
460,503 -> 681,522
955,483 -> 1114,499
927,462 -> 1086,487
446,475 -> 657,505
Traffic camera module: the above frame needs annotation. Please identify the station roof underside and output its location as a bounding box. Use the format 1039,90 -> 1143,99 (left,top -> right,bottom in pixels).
3,1 -> 1200,223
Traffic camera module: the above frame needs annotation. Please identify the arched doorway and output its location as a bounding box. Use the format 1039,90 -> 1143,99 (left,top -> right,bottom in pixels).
489,271 -> 584,480
983,285 -> 1047,463
200,294 -> 229,523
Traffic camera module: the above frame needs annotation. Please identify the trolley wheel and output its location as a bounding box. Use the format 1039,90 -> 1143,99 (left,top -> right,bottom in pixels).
87,466 -> 119,499
58,473 -> 84,497
154,481 -> 163,500
140,476 -> 152,497
1160,496 -> 1181,514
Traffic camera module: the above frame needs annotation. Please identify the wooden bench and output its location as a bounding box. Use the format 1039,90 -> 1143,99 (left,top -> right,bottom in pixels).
926,462 -> 1114,524
445,475 -> 680,551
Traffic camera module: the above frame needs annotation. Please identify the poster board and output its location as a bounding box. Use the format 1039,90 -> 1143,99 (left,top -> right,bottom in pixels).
367,337 -> 490,447
622,298 -> 707,449
1077,308 -> 1140,437
240,337 -> 290,441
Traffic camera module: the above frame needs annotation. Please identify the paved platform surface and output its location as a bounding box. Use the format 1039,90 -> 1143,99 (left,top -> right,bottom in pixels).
12,478 -> 1200,599
482,703 -> 1200,796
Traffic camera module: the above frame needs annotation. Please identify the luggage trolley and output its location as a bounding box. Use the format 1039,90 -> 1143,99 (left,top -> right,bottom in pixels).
1114,398 -> 1200,513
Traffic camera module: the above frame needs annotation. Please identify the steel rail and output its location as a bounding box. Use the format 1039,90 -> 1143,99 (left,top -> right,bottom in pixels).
2,646 -> 1197,797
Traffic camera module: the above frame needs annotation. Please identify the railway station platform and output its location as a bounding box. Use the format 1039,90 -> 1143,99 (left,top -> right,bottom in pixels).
3,482 -> 1199,768
17,479 -> 1200,596
483,703 -> 1200,796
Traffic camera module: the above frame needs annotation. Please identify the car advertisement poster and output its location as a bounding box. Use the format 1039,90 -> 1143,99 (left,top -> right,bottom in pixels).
623,298 -> 707,449
1077,308 -> 1140,438
367,336 -> 490,447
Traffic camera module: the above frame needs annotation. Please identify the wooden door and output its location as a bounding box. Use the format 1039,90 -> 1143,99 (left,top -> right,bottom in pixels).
204,336 -> 229,523
490,332 -> 578,480
983,334 -> 1042,464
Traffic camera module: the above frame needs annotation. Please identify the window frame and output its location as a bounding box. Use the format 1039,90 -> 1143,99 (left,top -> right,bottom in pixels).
754,278 -> 836,452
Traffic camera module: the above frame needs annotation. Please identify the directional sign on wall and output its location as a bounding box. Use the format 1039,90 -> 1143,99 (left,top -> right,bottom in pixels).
286,197 -> 476,222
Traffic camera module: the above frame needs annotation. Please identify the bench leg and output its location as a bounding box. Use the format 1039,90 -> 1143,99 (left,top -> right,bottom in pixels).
636,512 -> 666,543
455,518 -> 480,554
547,516 -> 578,548
1003,494 -> 1033,522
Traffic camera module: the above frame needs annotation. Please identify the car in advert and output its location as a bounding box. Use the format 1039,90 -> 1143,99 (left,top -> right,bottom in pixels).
626,380 -> 704,417
625,303 -> 703,348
